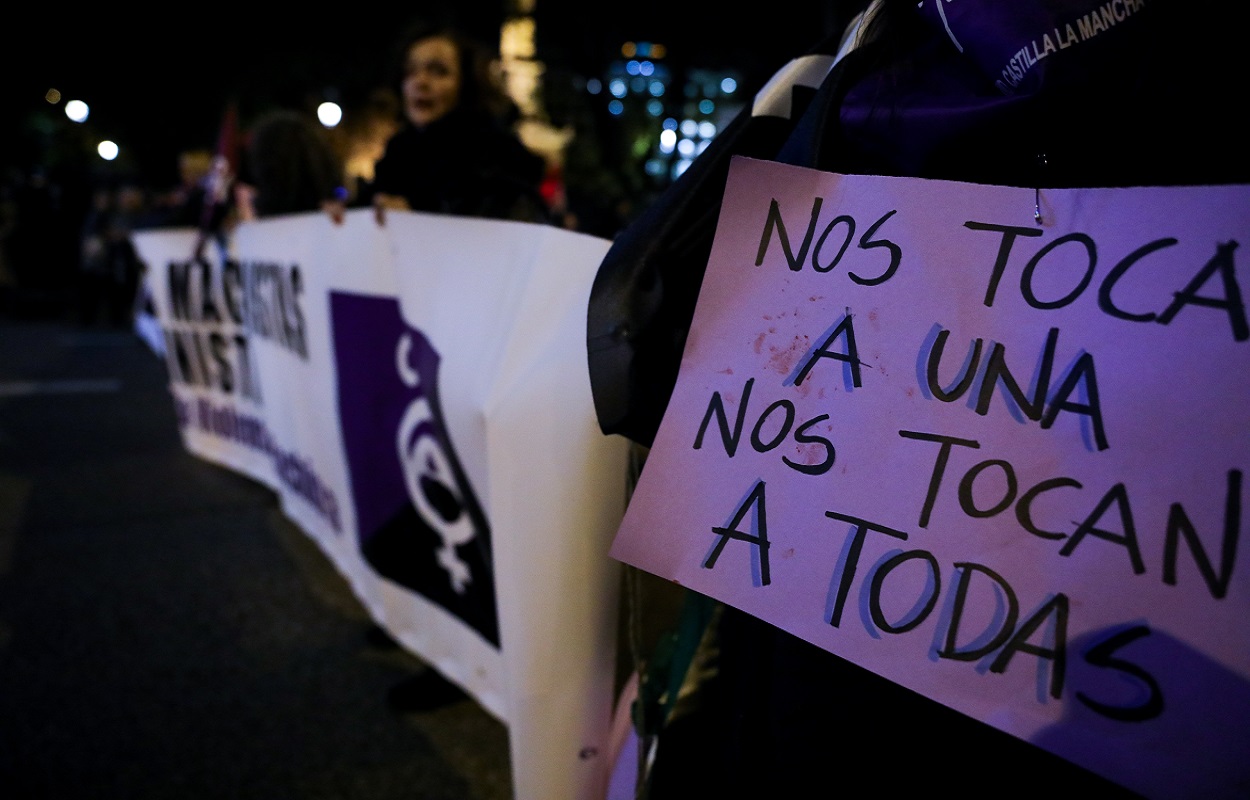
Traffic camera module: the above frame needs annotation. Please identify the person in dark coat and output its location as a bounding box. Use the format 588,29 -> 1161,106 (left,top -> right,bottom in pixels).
364,23 -> 550,227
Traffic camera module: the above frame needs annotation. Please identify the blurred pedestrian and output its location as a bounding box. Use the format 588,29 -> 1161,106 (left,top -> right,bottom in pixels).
77,184 -> 115,326
148,149 -> 214,229
329,21 -> 551,227
234,108 -> 346,221
6,166 -> 66,314
78,182 -> 147,328
0,169 -> 17,315
108,183 -> 148,326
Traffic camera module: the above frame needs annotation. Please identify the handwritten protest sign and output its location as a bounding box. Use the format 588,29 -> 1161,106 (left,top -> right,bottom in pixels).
609,156 -> 1250,797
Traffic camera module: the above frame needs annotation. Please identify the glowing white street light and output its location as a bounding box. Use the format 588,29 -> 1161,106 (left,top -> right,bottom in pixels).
65,99 -> 89,123
97,140 -> 119,161
317,101 -> 342,128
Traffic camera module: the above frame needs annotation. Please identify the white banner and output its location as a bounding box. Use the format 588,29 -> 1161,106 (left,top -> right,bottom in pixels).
134,208 -> 630,800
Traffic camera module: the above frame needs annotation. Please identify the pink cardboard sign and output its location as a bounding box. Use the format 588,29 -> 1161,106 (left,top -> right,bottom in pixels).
610,156 -> 1250,797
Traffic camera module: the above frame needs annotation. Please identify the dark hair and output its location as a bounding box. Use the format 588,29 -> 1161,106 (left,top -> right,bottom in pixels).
242,109 -> 344,216
387,21 -> 515,123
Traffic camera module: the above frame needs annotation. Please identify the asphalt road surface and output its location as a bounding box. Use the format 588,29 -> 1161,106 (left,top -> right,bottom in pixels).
0,314 -> 512,799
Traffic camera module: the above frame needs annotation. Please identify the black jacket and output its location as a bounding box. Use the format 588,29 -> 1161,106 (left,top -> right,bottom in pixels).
371,108 -> 550,224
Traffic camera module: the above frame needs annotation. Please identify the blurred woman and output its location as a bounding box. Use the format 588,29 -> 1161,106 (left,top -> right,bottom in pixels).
364,23 -> 550,226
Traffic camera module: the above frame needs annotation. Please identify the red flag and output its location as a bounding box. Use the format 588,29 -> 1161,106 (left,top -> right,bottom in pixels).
196,99 -> 241,254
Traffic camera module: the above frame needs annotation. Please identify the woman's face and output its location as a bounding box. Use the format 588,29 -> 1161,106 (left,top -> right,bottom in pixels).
402,36 -> 462,129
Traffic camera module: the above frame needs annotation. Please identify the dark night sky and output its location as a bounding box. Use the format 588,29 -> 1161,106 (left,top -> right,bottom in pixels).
3,2 -> 845,187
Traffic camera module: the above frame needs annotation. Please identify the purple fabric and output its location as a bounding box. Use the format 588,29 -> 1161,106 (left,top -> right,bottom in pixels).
331,290 -> 499,646
840,0 -> 1156,179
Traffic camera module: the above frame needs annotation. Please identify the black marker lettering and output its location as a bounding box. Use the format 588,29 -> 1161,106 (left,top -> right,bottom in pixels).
706,479 -> 772,585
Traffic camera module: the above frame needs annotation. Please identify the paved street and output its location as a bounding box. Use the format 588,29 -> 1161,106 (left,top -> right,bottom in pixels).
0,312 -> 511,799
